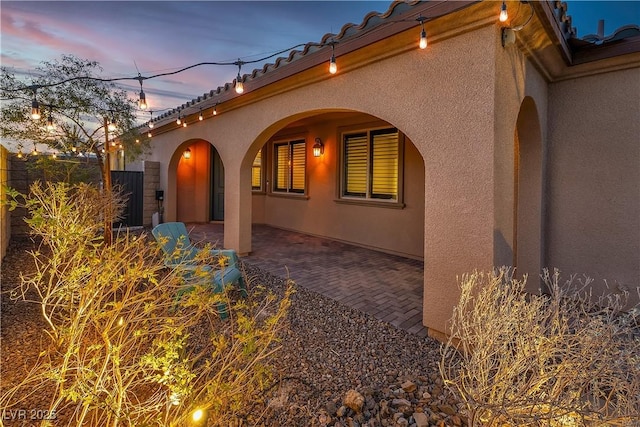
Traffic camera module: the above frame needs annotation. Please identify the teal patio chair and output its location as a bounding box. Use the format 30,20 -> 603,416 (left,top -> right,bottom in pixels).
151,222 -> 247,318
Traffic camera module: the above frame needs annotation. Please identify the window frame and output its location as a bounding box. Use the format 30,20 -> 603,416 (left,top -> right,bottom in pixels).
271,138 -> 307,196
338,125 -> 405,208
251,147 -> 264,193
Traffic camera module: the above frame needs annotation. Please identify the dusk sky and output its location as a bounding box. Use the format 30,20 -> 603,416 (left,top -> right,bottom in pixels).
2,1 -> 639,123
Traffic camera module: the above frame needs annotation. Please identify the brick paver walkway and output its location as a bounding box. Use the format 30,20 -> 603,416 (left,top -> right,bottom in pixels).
188,223 -> 427,337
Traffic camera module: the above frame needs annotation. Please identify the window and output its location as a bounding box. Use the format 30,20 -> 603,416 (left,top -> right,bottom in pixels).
251,149 -> 262,191
273,139 -> 306,194
342,128 -> 400,201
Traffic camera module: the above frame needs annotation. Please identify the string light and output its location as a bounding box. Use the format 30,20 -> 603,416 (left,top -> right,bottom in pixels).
235,60 -> 244,94
329,42 -> 337,75
137,74 -> 148,110
7,6 -> 512,134
499,1 -> 508,22
46,114 -> 55,132
31,97 -> 41,120
417,15 -> 428,49
107,116 -> 116,132
213,104 -> 217,116
17,149 -> 23,159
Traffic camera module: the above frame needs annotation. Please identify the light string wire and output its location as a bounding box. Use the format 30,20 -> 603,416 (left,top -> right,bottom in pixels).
2,2 -> 455,129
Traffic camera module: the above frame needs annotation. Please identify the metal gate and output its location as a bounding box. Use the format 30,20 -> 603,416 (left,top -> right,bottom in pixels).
111,171 -> 143,227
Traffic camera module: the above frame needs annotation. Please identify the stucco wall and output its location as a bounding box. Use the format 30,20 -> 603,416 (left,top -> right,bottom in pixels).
547,68 -> 640,302
144,24 -> 501,336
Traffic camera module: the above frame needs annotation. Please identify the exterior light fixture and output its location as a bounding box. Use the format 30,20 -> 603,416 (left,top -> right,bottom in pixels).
235,60 -> 244,94
183,148 -> 191,159
31,97 -> 41,120
137,74 -> 148,110
108,116 -> 116,132
199,110 -> 204,121
46,114 -> 55,132
16,149 -> 23,159
148,120 -> 154,129
31,146 -> 38,156
176,114 -> 182,125
417,15 -> 428,49
235,73 -> 244,94
213,104 -> 218,116
147,131 -> 152,138
183,120 -> 187,128
313,137 -> 324,157
499,1 -> 508,22
139,89 -> 147,110
329,42 -> 337,74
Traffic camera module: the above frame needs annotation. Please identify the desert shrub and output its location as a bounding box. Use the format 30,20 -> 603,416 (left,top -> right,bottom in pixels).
440,268 -> 640,427
1,182 -> 293,426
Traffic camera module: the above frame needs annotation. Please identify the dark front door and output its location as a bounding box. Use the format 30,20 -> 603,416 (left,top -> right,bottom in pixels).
210,147 -> 225,221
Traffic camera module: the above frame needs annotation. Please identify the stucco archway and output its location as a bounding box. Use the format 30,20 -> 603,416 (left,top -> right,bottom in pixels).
514,96 -> 544,289
237,110 -> 426,261
168,138 -> 226,224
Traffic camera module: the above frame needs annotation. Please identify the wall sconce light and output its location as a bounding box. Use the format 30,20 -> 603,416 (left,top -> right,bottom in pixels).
183,148 -> 192,159
313,138 -> 324,157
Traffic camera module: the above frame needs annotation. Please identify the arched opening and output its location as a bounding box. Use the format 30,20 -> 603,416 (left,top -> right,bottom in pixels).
242,110 -> 426,260
514,97 -> 543,290
172,139 -> 221,223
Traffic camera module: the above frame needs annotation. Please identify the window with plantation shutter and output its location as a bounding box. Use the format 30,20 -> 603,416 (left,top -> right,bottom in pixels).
342,128 -> 400,202
273,139 -> 306,194
252,149 -> 262,191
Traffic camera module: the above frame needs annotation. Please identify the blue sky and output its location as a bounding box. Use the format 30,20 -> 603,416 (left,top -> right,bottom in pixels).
2,1 -> 639,119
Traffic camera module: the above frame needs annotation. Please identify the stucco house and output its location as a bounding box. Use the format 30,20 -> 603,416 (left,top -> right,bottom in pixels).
138,0 -> 640,340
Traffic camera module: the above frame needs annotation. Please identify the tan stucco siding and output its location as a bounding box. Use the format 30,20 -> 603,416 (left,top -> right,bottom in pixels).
147,25 -> 502,336
547,68 -> 640,301
493,35 -> 550,278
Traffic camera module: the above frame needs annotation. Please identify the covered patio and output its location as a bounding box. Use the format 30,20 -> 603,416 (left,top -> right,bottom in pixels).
186,223 -> 427,337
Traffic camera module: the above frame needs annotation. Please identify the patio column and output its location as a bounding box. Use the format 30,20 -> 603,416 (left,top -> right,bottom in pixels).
223,159 -> 252,255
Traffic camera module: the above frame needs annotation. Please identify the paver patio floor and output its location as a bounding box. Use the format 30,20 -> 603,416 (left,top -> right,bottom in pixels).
187,223 -> 427,337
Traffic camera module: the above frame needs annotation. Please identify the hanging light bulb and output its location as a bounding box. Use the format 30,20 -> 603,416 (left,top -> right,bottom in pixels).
31,97 -> 41,120
139,89 -> 147,110
51,151 -> 57,159
183,120 -> 187,128
329,43 -> 337,74
499,1 -> 508,22
235,73 -> 244,94
199,110 -> 204,121
31,146 -> 38,156
235,60 -> 244,94
46,114 -> 55,132
147,131 -> 152,138
16,149 -> 23,159
417,16 -> 428,49
176,114 -> 182,125
137,74 -> 148,110
213,104 -> 218,116
108,116 -> 116,132
148,120 -> 154,129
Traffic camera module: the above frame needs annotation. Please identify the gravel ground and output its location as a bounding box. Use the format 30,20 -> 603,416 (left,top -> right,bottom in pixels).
1,238 -> 466,427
